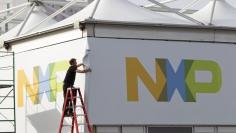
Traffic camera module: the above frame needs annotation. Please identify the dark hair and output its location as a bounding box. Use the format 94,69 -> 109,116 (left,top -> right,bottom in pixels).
69,58 -> 76,65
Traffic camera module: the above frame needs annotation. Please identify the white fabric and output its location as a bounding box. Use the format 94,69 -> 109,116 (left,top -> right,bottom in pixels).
190,0 -> 236,27
44,0 -> 195,31
0,6 -> 57,41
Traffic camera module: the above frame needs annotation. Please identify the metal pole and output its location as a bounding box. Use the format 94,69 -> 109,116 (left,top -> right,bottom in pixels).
13,52 -> 16,133
39,0 -> 88,7
161,0 -> 177,4
0,6 -> 28,28
26,0 -> 78,34
5,3 -> 10,32
39,2 -> 69,18
145,0 -> 177,7
0,3 -> 30,14
210,0 -> 217,25
148,0 -> 205,25
16,3 -> 36,36
90,0 -> 101,19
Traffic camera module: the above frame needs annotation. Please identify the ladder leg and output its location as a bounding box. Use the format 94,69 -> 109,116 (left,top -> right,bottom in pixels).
70,89 -> 79,133
77,88 -> 93,133
71,89 -> 77,133
58,89 -> 70,133
71,116 -> 75,133
74,108 -> 79,133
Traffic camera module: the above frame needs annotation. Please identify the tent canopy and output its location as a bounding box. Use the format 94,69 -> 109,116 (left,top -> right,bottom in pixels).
0,6 -> 57,41
191,0 -> 236,27
44,0 -> 196,31
3,0 -> 236,43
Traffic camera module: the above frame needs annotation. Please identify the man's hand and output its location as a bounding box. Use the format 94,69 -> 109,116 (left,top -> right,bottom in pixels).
76,63 -> 91,73
76,69 -> 91,73
77,63 -> 84,67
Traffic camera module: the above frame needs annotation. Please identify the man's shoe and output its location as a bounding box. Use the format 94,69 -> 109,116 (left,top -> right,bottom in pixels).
64,111 -> 71,117
69,111 -> 74,117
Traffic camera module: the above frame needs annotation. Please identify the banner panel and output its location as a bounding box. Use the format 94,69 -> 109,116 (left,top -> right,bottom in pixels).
13,38 -> 87,133
87,38 -> 236,125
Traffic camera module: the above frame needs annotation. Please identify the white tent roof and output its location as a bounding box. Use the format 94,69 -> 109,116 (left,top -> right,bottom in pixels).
4,0 -> 236,43
190,0 -> 236,27
0,6 -> 57,41
44,0 -> 195,31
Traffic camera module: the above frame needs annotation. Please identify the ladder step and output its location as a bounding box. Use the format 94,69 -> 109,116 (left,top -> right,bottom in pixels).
63,124 -> 72,127
64,115 -> 73,117
67,96 -> 80,100
0,120 -> 15,122
0,96 -> 14,98
65,105 -> 83,110
0,85 -> 13,89
0,80 -> 14,81
77,114 -> 86,117
0,108 -> 14,109
78,123 -> 86,125
63,123 -> 86,126
66,106 -> 73,109
76,105 -> 83,108
63,114 -> 87,117
0,132 -> 16,133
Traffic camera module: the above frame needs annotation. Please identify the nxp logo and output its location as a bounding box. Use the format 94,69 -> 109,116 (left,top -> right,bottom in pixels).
126,57 -> 222,102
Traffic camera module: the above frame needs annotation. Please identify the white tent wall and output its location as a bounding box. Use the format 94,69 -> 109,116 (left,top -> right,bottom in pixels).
82,23 -> 236,133
3,20 -> 236,133
7,28 -> 88,133
3,0 -> 236,133
86,37 -> 236,125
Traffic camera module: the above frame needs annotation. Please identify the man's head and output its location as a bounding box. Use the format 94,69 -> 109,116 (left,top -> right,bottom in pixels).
69,58 -> 77,66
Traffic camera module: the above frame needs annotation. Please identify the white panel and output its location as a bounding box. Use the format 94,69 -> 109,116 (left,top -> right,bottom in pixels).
215,30 -> 236,43
87,37 -> 236,125
122,126 -> 145,133
95,25 -> 215,42
218,127 -> 236,133
11,38 -> 88,133
96,126 -> 121,133
194,127 -> 215,133
12,28 -> 82,53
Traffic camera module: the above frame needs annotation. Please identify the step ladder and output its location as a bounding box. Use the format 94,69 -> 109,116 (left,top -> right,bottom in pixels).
58,88 -> 93,133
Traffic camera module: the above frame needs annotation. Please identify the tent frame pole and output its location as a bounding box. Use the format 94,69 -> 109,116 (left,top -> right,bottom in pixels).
144,0 -> 177,8
90,0 -> 101,19
26,0 -> 78,34
39,0 -> 88,7
0,3 -> 30,14
17,2 -> 36,36
148,0 -> 205,25
0,6 -> 28,28
39,2 -> 69,18
210,0 -> 217,25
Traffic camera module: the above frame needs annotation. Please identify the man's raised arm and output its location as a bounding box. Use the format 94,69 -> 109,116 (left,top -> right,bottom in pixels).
76,63 -> 91,73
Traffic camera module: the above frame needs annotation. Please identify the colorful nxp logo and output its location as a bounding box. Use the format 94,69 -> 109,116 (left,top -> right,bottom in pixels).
126,57 -> 222,102
17,60 -> 69,107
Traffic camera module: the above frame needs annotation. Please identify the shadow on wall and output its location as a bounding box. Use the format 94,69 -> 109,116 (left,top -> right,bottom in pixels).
27,109 -> 69,133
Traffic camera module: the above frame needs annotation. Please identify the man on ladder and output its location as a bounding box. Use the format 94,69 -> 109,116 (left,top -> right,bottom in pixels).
63,58 -> 91,116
